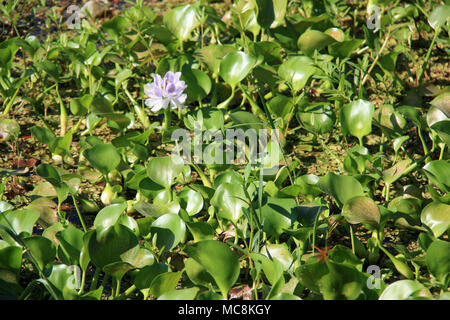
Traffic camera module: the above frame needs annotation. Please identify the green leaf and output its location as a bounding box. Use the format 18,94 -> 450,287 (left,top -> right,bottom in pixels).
278,56 -> 318,91
379,280 -> 431,300
0,47 -> 12,69
421,202 -> 450,238
297,103 -> 335,135
177,189 -> 203,216
431,120 -> 450,146
163,3 -> 202,41
255,0 -> 275,29
36,164 -> 69,204
185,240 -> 240,298
150,271 -> 183,298
103,261 -> 134,280
186,221 -> 215,242
56,225 -> 84,266
134,263 -> 168,290
83,143 -> 121,177
44,264 -> 79,300
423,160 -> 450,193
295,259 -> 364,300
230,111 -> 264,131
261,197 -> 298,238
88,224 -> 139,269
93,202 -> 128,230
426,240 -> 450,285
297,29 -> 335,55
342,196 -> 380,228
267,94 -> 293,120
0,209 -> 40,236
150,213 -> 186,253
23,236 -> 56,270
261,243 -> 294,270
102,16 -> 127,39
318,173 -> 364,208
0,245 -> 22,276
219,51 -> 256,88
70,94 -> 93,116
181,66 -> 212,103
428,5 -> 450,30
340,99 -> 374,143
250,253 -> 284,286
196,45 -> 236,76
146,156 -> 184,188
211,183 -> 248,223
158,287 -> 199,300
328,39 -> 363,58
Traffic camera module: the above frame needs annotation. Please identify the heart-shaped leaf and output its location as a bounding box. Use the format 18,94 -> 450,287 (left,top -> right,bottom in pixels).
164,3 -> 202,41
297,103 -> 336,135
88,224 -> 139,269
150,213 -> 186,253
83,143 -> 121,177
23,236 -> 56,270
342,196 -> 380,228
147,156 -> 184,189
211,183 -> 248,223
177,189 -> 204,216
318,173 -> 364,208
278,56 -> 318,91
219,51 -> 256,88
185,240 -> 240,298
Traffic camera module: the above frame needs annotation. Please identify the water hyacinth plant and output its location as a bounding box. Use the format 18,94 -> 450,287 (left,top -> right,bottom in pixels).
144,71 -> 188,129
0,0 -> 448,302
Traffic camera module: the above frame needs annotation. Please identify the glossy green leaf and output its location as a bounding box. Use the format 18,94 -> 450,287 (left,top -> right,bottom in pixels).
185,240 -> 240,298
278,56 -> 318,91
318,173 -> 364,208
147,156 -> 184,188
426,240 -> 450,285
102,16 -> 127,39
56,225 -> 84,266
177,189 -> 203,216
150,213 -> 186,253
421,202 -> 450,238
211,183 -> 248,223
423,160 -> 450,193
83,143 -> 121,176
428,5 -> 450,30
340,99 -> 374,143
164,3 -> 202,41
150,271 -> 183,298
93,202 -> 128,230
186,221 -> 215,242
0,209 -> 40,236
88,224 -> 139,269
219,51 -> 256,88
23,236 -> 56,270
298,29 -> 335,55
297,103 -> 336,135
261,197 -> 298,238
379,280 -> 431,300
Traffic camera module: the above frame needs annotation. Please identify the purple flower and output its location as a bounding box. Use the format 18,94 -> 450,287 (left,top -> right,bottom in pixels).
144,71 -> 187,112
